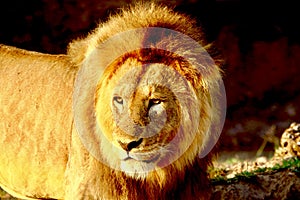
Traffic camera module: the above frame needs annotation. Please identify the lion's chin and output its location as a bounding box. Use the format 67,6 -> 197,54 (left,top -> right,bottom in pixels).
120,156 -> 160,179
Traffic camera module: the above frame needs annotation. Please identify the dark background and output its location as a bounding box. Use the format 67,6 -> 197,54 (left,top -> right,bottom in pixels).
1,0 -> 299,153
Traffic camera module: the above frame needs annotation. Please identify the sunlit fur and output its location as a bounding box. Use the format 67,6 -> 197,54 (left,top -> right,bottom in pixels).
0,2 -> 222,200
67,2 -> 223,199
0,45 -> 75,199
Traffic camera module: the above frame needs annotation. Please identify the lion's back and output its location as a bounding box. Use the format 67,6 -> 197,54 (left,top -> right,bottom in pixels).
0,45 -> 75,199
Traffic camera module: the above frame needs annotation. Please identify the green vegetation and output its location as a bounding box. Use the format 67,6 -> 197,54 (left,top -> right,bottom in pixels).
210,157 -> 300,185
271,157 -> 300,173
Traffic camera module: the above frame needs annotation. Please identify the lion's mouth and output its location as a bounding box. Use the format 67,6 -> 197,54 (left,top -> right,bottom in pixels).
123,153 -> 160,163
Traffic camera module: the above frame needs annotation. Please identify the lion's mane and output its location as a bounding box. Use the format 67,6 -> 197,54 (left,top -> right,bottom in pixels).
66,3 -> 223,200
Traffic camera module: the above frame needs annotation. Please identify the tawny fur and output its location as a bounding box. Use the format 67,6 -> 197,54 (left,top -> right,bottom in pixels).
0,45 -> 76,199
0,3 -> 223,200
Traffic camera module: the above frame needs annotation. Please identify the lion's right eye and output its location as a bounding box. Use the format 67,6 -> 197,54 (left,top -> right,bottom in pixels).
113,96 -> 123,105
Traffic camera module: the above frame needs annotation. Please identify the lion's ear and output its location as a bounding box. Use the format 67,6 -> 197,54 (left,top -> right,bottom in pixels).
67,38 -> 89,67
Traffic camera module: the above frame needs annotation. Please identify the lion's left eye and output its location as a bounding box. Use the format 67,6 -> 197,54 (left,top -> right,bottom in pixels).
149,99 -> 161,108
113,96 -> 123,104
150,99 -> 161,104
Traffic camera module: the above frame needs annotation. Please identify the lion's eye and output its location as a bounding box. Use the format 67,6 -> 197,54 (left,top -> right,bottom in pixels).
151,99 -> 161,104
149,99 -> 161,108
113,96 -> 123,104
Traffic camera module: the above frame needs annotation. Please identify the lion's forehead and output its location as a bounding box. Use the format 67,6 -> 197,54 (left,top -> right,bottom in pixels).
111,63 -> 188,97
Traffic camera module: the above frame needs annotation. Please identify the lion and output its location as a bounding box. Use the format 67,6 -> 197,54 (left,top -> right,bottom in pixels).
0,3 -> 224,200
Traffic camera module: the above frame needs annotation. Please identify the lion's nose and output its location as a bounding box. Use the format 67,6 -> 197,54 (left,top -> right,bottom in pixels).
118,138 -> 143,152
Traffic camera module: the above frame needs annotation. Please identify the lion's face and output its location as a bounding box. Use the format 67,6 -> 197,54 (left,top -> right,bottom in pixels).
110,65 -> 182,175
95,57 -> 202,178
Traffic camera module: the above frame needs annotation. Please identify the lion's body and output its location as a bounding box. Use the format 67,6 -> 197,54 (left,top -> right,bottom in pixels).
0,45 -> 76,199
0,3 -> 223,200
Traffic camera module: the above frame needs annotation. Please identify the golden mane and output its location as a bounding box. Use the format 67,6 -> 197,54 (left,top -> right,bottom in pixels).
67,3 -> 224,199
